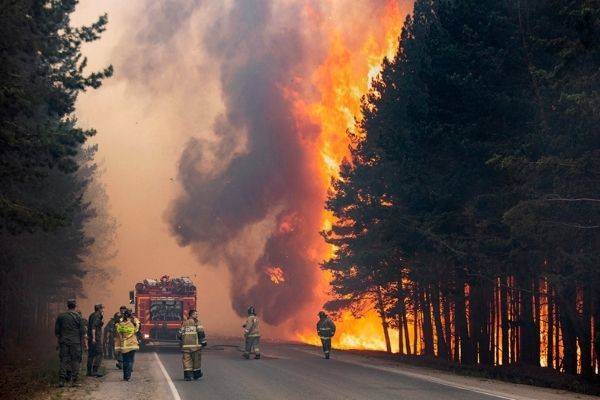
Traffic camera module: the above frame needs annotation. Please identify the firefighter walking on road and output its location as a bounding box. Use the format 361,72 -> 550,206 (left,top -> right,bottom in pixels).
114,305 -> 127,369
115,308 -> 140,381
87,304 -> 105,377
55,299 -> 85,387
242,306 -> 260,359
179,309 -> 207,381
317,311 -> 336,359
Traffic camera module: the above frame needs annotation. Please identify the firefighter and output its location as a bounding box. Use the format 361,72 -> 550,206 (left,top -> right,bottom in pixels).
55,299 -> 85,387
242,306 -> 260,359
179,309 -> 207,381
103,313 -> 119,359
115,308 -> 140,381
114,305 -> 127,369
86,304 -> 104,377
317,311 -> 336,359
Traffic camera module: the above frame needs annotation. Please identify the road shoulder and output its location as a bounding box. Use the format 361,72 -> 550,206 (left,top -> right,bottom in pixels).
38,352 -> 173,400
294,345 -> 598,400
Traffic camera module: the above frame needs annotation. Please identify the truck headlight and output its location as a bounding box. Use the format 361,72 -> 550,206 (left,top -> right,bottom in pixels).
143,334 -> 150,339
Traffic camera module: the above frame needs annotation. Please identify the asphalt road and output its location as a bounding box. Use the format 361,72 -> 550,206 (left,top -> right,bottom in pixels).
154,342 -> 510,400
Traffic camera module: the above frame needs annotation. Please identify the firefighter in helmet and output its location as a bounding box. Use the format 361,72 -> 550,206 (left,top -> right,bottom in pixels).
115,308 -> 140,381
317,311 -> 336,359
87,304 -> 104,377
55,299 -> 85,387
114,305 -> 127,369
242,306 -> 260,359
179,309 -> 207,381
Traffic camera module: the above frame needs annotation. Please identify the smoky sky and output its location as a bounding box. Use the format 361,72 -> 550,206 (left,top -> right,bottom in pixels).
169,0 -> 327,325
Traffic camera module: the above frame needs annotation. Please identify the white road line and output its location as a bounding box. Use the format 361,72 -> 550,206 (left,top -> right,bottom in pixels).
154,352 -> 182,400
295,348 -> 529,400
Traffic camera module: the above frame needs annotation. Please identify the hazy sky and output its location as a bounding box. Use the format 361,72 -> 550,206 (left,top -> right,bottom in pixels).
74,0 -> 240,334
72,0 -> 410,339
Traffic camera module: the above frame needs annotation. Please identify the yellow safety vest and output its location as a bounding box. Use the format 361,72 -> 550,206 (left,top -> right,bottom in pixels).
115,318 -> 139,353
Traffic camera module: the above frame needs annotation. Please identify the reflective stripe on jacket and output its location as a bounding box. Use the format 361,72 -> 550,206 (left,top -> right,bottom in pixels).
317,317 -> 336,339
179,318 -> 206,352
243,315 -> 260,337
115,318 -> 139,353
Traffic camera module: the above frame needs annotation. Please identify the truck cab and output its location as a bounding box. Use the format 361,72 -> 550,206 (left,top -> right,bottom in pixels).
130,275 -> 197,346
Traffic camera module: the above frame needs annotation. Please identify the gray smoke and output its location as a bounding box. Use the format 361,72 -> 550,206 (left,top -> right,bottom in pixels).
169,0 -> 327,325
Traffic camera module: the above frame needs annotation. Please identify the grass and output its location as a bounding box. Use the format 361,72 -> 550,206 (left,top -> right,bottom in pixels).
0,350 -> 59,400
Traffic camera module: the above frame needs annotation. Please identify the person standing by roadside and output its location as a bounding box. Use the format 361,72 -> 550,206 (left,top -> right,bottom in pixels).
55,299 -> 85,387
316,311 -> 336,359
115,308 -> 140,381
242,306 -> 260,359
103,313 -> 119,359
114,305 -> 127,369
87,304 -> 104,377
179,309 -> 207,381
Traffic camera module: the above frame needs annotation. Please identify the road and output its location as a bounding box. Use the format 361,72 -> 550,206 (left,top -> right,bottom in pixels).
154,342 -> 514,400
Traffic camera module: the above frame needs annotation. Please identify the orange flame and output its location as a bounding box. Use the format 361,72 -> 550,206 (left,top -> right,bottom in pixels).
291,1 -> 411,350
266,266 -> 286,285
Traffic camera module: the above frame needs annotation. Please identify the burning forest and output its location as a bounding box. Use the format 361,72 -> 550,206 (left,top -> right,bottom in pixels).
168,0 -> 411,342
1,0 -> 599,398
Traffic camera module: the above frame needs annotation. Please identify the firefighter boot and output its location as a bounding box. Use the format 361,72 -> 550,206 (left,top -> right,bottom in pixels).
325,352 -> 330,359
255,354 -> 261,359
184,371 -> 192,381
193,370 -> 203,380
243,353 -> 250,359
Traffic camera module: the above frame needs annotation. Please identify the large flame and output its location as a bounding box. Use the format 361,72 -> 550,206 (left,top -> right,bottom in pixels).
292,1 -> 410,351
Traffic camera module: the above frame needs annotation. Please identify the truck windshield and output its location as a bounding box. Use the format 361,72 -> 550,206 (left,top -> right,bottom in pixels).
150,300 -> 183,321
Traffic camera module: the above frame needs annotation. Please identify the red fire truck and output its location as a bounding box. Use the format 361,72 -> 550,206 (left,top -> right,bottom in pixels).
129,275 -> 197,346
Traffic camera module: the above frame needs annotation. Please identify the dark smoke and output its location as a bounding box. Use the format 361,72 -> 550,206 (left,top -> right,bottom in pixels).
169,0 -> 327,325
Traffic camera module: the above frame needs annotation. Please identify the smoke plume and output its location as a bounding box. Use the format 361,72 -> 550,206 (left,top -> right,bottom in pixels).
169,0 -> 326,326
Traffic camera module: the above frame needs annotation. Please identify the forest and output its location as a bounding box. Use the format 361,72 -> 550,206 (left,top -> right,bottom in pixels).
0,0 -> 113,357
323,0 -> 600,379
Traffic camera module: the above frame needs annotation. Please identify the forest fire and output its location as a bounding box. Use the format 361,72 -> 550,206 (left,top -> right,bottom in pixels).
292,1 -> 409,350
266,267 -> 286,285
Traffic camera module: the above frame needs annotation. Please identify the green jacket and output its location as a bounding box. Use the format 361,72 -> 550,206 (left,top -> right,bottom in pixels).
55,311 -> 85,345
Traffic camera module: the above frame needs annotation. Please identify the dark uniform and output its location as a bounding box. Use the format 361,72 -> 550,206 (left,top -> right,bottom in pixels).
317,311 -> 336,359
55,301 -> 85,386
103,315 -> 117,359
87,305 -> 104,376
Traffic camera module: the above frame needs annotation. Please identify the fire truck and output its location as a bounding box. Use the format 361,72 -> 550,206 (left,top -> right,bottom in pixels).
129,275 -> 197,346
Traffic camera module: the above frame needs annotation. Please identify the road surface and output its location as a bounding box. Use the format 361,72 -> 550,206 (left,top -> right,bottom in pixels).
154,342 -> 516,400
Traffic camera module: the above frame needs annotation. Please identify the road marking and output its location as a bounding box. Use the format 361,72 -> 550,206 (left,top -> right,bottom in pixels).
295,348 -> 529,400
154,352 -> 182,400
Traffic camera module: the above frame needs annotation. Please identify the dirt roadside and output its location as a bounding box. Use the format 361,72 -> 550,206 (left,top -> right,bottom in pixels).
37,352 -> 173,400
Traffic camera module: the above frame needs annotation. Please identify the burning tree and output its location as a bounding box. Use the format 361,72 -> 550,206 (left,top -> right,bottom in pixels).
323,0 -> 600,379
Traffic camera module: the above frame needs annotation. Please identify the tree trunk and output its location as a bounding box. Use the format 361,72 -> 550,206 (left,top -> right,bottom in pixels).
442,290 -> 453,360
421,287 -> 434,356
431,285 -> 448,359
559,284 -> 578,375
500,276 -> 509,365
455,278 -> 474,364
375,286 -> 392,354
581,284 -> 593,378
547,283 -> 554,369
519,274 -> 539,366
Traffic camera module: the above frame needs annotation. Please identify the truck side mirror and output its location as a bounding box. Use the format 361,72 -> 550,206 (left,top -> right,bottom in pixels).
129,290 -> 134,304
